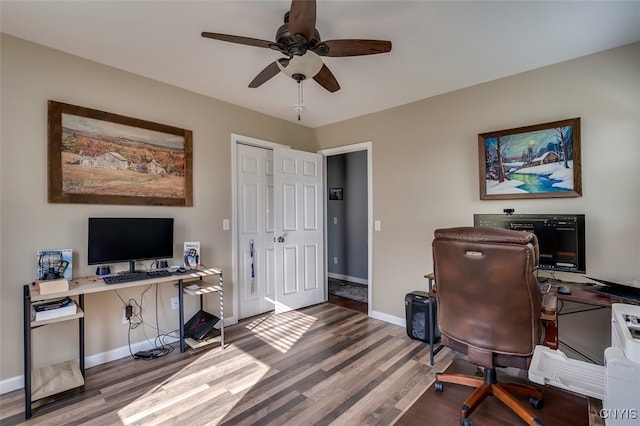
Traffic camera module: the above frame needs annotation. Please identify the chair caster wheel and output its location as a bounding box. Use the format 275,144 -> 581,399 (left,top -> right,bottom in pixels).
460,418 -> 473,426
434,381 -> 444,392
530,396 -> 544,409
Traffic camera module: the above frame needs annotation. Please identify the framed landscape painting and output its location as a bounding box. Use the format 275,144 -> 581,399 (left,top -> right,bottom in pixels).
48,101 -> 193,206
478,117 -> 582,200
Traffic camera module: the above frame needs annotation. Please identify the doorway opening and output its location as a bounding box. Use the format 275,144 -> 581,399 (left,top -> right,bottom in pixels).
320,142 -> 372,316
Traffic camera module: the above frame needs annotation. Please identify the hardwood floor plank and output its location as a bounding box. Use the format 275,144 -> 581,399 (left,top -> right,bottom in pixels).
224,364 -> 321,418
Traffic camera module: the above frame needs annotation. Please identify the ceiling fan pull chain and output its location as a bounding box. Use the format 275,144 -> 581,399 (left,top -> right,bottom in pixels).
297,80 -> 302,121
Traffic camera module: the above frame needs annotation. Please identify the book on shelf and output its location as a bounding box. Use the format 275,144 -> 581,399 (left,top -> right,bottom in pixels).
183,242 -> 200,269
32,296 -> 77,321
35,278 -> 69,295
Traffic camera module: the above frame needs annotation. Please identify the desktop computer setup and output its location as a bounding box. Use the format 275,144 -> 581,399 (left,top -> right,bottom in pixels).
87,217 -> 220,349
474,213 -> 640,302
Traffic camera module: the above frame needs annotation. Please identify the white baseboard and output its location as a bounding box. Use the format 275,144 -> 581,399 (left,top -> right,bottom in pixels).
371,310 -> 405,327
327,273 -> 368,286
0,375 -> 23,395
85,335 -> 181,369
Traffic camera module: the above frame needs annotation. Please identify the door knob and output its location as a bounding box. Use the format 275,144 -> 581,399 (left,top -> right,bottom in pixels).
277,236 -> 285,243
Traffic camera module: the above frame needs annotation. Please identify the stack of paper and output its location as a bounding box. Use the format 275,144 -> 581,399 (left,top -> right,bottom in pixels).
32,297 -> 77,321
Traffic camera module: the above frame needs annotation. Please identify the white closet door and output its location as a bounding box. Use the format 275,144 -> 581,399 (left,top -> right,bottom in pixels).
237,144 -> 275,318
273,147 -> 325,313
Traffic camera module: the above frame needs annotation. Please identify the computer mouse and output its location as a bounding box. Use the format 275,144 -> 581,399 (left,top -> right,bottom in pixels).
557,285 -> 572,295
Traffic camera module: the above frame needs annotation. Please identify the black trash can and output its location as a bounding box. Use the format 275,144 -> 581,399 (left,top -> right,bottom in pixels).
405,291 -> 440,342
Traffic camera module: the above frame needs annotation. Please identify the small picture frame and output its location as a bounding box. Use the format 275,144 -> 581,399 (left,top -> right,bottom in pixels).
329,188 -> 343,200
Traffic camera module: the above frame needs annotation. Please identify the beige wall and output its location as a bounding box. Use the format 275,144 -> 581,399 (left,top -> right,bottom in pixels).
0,35 -> 315,382
2,33 -> 639,386
314,42 -> 640,319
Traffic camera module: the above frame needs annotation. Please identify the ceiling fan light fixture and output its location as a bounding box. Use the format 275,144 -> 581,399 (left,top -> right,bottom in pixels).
277,51 -> 323,81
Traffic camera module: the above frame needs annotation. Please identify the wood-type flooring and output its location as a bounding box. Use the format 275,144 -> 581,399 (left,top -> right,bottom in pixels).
1,302 -> 597,425
1,303 -> 455,425
397,358 -> 603,426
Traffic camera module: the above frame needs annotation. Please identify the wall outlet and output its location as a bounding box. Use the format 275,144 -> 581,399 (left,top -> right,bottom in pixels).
223,219 -> 230,230
333,257 -> 338,265
171,297 -> 179,311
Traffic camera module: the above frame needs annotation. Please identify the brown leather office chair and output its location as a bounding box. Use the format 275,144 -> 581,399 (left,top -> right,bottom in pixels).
432,227 -> 545,426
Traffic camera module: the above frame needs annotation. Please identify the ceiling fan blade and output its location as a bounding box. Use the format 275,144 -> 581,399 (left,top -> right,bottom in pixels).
317,39 -> 392,57
289,0 -> 316,43
248,61 -> 282,88
313,64 -> 340,93
201,32 -> 273,49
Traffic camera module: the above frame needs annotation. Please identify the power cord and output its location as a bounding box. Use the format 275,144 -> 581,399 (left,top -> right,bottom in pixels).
116,285 -> 174,360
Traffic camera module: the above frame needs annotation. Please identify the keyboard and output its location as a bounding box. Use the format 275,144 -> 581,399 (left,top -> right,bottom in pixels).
103,269 -> 172,285
586,285 -> 640,304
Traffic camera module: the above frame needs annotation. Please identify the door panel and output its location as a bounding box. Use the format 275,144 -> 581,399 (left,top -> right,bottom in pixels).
237,144 -> 275,318
304,244 -> 319,290
241,183 -> 259,234
274,147 -> 325,312
283,246 -> 298,295
265,184 -> 274,233
282,183 -> 297,231
303,185 -> 318,229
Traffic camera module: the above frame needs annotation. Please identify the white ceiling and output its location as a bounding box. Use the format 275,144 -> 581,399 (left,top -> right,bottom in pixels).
2,1 -> 639,128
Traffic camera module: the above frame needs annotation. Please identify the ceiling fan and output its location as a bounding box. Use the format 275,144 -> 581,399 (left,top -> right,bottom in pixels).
201,0 -> 392,93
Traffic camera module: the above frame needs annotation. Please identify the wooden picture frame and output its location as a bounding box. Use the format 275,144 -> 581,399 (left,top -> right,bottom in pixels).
48,100 -> 193,206
478,117 -> 581,200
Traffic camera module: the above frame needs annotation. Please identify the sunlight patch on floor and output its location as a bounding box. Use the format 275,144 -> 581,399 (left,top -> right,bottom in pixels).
116,309 -> 317,423
116,344 -> 270,424
245,308 -> 317,353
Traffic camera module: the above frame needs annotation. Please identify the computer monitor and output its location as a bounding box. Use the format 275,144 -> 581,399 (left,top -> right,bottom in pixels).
473,214 -> 586,274
88,217 -> 174,273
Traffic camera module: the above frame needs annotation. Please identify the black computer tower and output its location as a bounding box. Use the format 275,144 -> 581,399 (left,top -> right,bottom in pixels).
405,291 -> 440,342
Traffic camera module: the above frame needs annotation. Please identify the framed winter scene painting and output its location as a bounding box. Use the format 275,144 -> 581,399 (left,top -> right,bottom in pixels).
478,118 -> 582,200
48,100 -> 193,206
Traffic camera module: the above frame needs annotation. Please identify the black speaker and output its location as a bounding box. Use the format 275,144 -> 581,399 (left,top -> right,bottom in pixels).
405,291 -> 440,343
96,266 -> 111,276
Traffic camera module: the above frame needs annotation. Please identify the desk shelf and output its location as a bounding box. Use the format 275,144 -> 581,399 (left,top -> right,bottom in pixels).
184,328 -> 222,349
179,273 -> 224,351
22,267 -> 224,419
23,285 -> 86,418
182,279 -> 222,296
31,359 -> 85,401
31,308 -> 84,327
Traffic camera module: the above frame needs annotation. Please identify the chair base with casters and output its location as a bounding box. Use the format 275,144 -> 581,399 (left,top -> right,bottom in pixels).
435,366 -> 545,426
